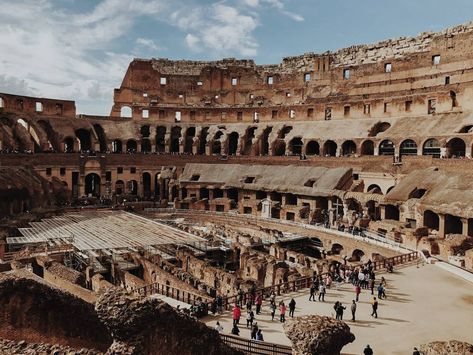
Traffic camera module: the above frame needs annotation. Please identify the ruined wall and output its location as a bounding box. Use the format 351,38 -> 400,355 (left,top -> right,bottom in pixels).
0,271 -> 112,352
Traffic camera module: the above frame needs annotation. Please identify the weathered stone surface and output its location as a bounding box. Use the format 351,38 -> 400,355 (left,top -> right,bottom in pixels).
0,338 -> 101,355
419,340 -> 473,355
283,315 -> 355,355
95,287 -> 242,355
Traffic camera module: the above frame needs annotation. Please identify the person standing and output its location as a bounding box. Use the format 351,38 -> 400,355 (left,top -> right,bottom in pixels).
377,284 -> 384,299
289,298 -> 296,317
270,301 -> 276,321
246,310 -> 254,328
309,284 -> 316,301
232,304 -> 241,325
336,302 -> 346,320
355,284 -> 361,302
371,297 -> 378,318
279,302 -> 287,323
251,323 -> 258,340
214,321 -> 223,333
231,323 -> 240,336
351,300 -> 357,321
255,294 -> 263,315
318,283 -> 326,302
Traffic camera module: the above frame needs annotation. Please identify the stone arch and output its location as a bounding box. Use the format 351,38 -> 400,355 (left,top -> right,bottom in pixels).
85,173 -> 101,197
120,106 -> 132,118
424,210 -> 439,231
141,139 -> 151,153
227,132 -> 239,155
386,186 -> 395,194
305,140 -> 319,155
385,204 -> 400,220
288,137 -> 303,155
184,127 -> 196,154
331,243 -> 344,255
115,180 -> 125,195
128,180 -> 138,195
126,139 -> 137,153
351,249 -> 365,262
112,139 -> 122,153
260,126 -> 272,156
367,184 -> 382,194
170,126 -> 182,153
93,124 -> 107,153
37,120 -> 60,151
341,140 -> 356,156
272,139 -> 286,156
446,137 -> 465,157
64,137 -> 75,153
379,140 -> 394,155
366,200 -> 380,220
211,140 -> 222,155
75,129 -> 92,152
277,125 -> 293,139
198,127 -> 209,155
140,125 -> 151,138
422,138 -> 441,157
156,126 -> 166,152
323,140 -> 337,157
360,140 -> 374,155
242,126 -> 257,155
400,139 -> 418,156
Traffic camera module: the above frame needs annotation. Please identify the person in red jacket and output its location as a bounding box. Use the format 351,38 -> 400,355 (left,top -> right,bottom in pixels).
232,304 -> 241,325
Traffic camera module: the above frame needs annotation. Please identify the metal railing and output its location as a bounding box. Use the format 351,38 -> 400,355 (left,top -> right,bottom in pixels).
220,334 -> 292,355
144,208 -> 413,253
132,280 -> 213,305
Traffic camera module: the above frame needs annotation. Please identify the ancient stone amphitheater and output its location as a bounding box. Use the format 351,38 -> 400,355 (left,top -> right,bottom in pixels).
0,21 -> 472,355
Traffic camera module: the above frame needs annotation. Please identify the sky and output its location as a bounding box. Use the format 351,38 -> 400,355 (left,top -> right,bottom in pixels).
1,0 -> 473,115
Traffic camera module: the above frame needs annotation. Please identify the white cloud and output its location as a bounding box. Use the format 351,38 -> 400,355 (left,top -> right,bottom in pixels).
173,3 -> 259,57
136,38 -> 161,51
242,0 -> 260,7
262,0 -> 304,21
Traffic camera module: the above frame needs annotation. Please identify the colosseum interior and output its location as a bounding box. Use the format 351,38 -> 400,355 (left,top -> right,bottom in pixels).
0,19 -> 473,355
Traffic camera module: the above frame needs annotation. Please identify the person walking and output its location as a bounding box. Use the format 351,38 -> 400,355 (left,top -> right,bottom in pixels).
270,301 -> 276,321
232,304 -> 241,325
377,284 -> 384,299
279,302 -> 287,323
363,344 -> 373,355
355,284 -> 361,302
351,300 -> 357,321
255,294 -> 263,315
371,297 -> 378,318
246,310 -> 254,328
289,298 -> 296,317
309,284 -> 316,301
318,283 -> 326,302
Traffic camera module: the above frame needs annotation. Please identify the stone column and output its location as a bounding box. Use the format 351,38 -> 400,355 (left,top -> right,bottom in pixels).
374,146 -> 379,156
462,218 -> 469,236
438,214 -> 446,238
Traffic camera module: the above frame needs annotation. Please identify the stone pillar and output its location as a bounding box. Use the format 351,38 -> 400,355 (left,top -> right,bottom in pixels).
374,146 -> 379,156
94,142 -> 100,152
462,218 -> 469,236
380,205 -> 386,220
438,214 -> 446,238
205,143 -> 211,156
440,147 -> 447,158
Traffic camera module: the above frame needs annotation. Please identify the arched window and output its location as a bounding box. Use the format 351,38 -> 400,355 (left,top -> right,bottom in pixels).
228,132 -> 239,155
120,106 -> 132,118
323,140 -> 337,157
422,138 -> 441,158
361,140 -> 374,155
341,140 -> 356,156
379,140 -> 394,155
288,137 -> 303,155
305,140 -> 319,156
400,139 -> 418,156
446,137 -> 465,158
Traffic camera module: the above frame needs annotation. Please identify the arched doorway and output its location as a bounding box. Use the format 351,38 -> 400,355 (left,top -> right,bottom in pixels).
367,184 -> 382,194
170,126 -> 182,153
260,127 -> 272,155
361,140 -> 374,155
445,214 -> 462,234
228,132 -> 239,155
243,127 -> 257,155
156,126 -> 166,152
351,249 -> 365,262
341,140 -> 356,156
272,140 -> 286,156
93,124 -> 107,153
112,139 -> 122,153
379,140 -> 394,155
422,138 -> 441,158
85,173 -> 101,197
128,180 -> 138,195
323,140 -> 337,157
212,140 -> 222,155
115,180 -> 125,195
305,140 -> 319,155
142,172 -> 151,198
126,139 -> 137,153
75,129 -> 91,152
141,139 -> 151,153
289,137 -> 303,155
64,137 -> 75,153
331,243 -> 343,255
400,139 -> 418,156
446,137 -> 465,157
184,127 -> 196,154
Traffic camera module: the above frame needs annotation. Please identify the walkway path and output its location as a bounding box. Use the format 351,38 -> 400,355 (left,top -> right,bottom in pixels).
204,263 -> 473,355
